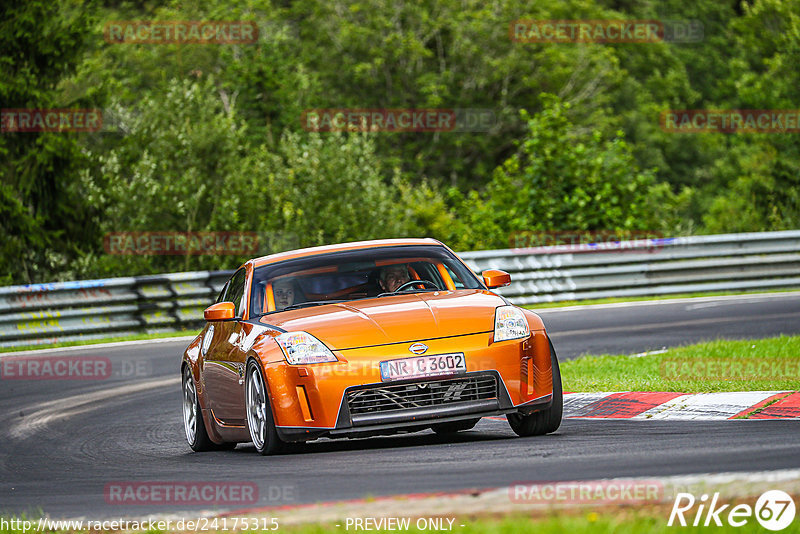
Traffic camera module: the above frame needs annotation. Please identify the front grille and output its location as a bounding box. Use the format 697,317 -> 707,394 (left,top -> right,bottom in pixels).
346,374 -> 498,416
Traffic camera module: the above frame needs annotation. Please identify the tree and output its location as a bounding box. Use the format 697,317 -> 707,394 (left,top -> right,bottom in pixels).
240,130 -> 407,249
0,0 -> 99,284
79,77 -> 252,276
454,95 -> 672,250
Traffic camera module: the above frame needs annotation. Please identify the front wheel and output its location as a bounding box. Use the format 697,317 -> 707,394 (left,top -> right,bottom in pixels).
245,360 -> 285,455
507,339 -> 563,437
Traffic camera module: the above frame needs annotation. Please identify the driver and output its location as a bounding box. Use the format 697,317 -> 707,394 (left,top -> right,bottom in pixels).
378,264 -> 411,293
273,278 -> 296,310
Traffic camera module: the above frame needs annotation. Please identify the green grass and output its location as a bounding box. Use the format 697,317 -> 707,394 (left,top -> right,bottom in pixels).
561,335 -> 800,393
0,330 -> 198,354
523,287 -> 800,310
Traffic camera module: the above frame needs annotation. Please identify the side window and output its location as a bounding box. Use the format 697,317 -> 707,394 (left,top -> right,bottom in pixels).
226,269 -> 247,318
412,262 -> 443,287
444,265 -> 466,289
215,281 -> 229,304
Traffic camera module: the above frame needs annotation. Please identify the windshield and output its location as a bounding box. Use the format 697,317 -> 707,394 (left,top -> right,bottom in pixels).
249,245 -> 483,316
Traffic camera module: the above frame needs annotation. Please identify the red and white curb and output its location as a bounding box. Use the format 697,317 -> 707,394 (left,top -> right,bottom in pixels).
563,391 -> 800,420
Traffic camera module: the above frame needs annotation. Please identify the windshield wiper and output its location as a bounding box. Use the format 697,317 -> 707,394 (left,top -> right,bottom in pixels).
376,288 -> 439,298
282,300 -> 345,311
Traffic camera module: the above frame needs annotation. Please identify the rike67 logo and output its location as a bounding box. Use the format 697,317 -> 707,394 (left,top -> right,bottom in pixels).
669,490 -> 796,531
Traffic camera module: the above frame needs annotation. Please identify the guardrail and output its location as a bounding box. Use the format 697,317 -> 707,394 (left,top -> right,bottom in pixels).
1,230 -> 799,348
0,272 -> 232,348
462,230 -> 800,305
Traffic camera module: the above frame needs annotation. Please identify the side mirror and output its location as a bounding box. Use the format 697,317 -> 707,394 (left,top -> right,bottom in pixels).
204,302 -> 236,321
482,269 -> 511,289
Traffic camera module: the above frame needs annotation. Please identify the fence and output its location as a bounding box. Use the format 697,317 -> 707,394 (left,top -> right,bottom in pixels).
1,231 -> 799,348
463,230 -> 800,305
0,272 -> 231,348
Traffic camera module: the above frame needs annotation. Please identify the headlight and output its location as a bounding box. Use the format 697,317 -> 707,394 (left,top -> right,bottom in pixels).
276,331 -> 338,365
493,305 -> 530,342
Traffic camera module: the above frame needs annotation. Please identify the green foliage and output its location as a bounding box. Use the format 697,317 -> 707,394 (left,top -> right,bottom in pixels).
3,0 -> 800,284
242,130 -> 407,248
452,95 -> 670,250
79,77 -> 251,275
286,0 -> 630,187
78,76 -> 415,277
0,0 -> 100,283
704,142 -> 800,232
706,0 -> 800,232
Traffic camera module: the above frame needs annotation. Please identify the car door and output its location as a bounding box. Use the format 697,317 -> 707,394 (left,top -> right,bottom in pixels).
203,268 -> 248,426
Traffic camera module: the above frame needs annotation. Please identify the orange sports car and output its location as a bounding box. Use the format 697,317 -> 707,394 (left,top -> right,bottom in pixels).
181,239 -> 562,454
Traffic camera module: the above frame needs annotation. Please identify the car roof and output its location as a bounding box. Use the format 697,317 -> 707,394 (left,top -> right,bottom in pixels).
249,238 -> 444,268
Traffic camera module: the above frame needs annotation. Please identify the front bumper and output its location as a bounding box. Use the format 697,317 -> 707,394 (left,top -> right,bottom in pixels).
276,370 -> 552,441
265,330 -> 555,442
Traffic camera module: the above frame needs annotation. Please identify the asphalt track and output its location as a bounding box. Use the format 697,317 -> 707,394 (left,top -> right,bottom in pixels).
1,292 -> 799,518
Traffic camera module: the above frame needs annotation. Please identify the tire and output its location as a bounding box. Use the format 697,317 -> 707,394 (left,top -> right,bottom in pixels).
506,339 -> 563,437
431,418 -> 480,434
245,360 -> 285,455
182,365 -> 234,451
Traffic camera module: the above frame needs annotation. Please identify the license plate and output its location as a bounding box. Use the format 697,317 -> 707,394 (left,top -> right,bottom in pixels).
379,353 -> 466,382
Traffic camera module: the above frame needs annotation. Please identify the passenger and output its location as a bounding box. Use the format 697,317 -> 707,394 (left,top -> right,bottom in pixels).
378,264 -> 411,293
273,278 -> 297,310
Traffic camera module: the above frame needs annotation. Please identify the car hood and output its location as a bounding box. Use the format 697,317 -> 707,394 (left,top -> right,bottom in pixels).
258,289 -> 505,350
